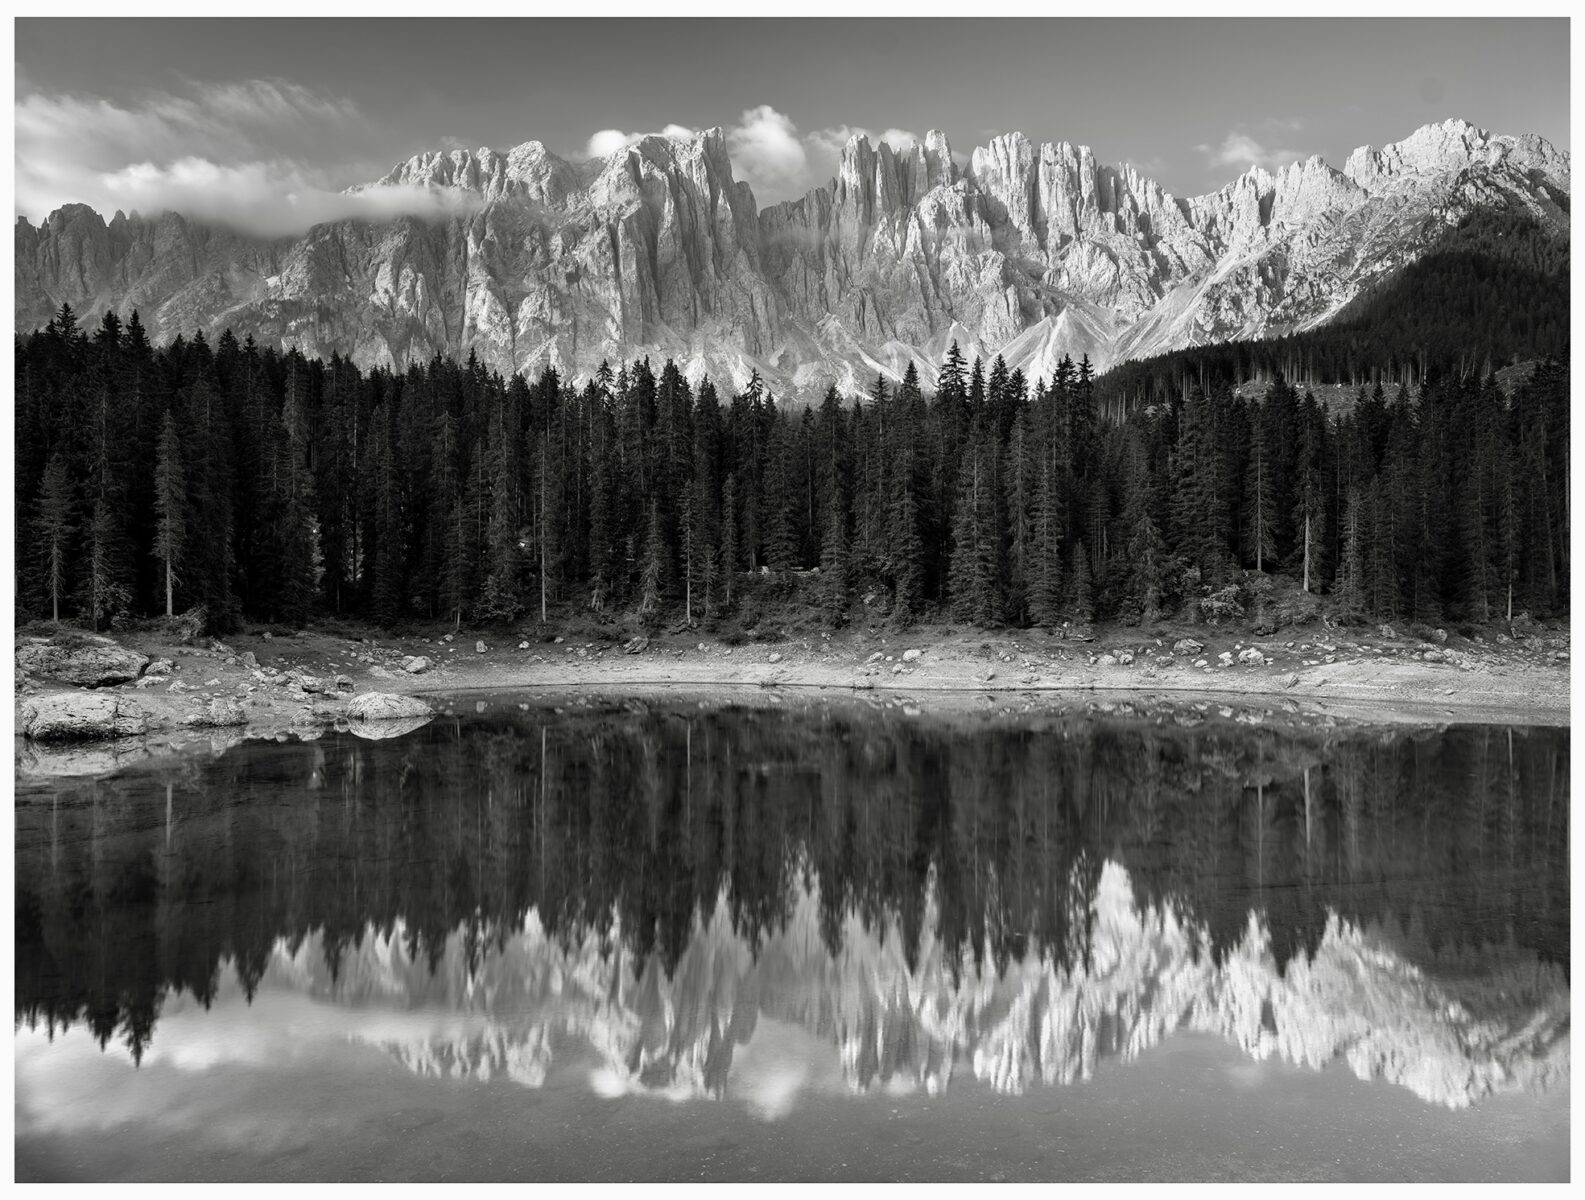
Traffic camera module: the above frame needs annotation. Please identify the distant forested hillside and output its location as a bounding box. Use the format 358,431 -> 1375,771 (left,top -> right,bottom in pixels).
1098,207 -> 1568,410
14,304 -> 1570,634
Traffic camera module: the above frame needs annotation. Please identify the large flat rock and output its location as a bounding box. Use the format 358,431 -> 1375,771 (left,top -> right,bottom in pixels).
16,636 -> 150,687
19,693 -> 152,741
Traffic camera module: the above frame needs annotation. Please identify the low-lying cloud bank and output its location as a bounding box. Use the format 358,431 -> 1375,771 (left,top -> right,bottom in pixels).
18,77 -> 921,235
16,78 -> 476,238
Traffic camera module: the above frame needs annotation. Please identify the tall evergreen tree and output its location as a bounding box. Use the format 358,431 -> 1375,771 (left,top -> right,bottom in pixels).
34,452 -> 75,624
152,410 -> 186,618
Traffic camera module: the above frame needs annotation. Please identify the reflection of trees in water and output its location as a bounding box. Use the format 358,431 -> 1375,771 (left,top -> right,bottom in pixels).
14,706 -> 1569,1065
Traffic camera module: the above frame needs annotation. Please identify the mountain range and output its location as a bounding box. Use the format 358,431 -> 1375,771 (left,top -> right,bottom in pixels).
14,118 -> 1569,395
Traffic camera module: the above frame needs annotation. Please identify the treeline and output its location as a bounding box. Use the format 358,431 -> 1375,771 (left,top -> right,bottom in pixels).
14,303 -> 1570,634
1099,207 -> 1570,407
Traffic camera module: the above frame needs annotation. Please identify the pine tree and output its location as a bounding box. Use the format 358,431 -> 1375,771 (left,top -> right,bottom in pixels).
1122,442 -> 1167,623
719,473 -> 741,611
1244,415 -> 1277,573
1026,399 -> 1066,627
430,411 -> 466,628
369,409 -> 405,626
637,498 -> 666,625
947,435 -> 999,625
1069,541 -> 1094,625
478,424 -> 523,623
888,447 -> 926,624
34,452 -> 74,623
1337,486 -> 1366,614
819,495 -> 849,626
275,357 -> 320,625
152,410 -> 186,618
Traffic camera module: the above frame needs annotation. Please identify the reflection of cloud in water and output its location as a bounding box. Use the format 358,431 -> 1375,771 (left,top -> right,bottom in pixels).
243,862 -> 1568,1113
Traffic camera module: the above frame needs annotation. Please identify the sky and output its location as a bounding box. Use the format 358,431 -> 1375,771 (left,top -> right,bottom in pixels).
15,18 -> 1571,236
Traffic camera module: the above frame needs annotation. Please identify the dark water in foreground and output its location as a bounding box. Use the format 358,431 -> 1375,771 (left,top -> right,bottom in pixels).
14,695 -> 1570,1181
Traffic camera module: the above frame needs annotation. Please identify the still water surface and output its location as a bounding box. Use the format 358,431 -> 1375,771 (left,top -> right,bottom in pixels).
15,694 -> 1570,1181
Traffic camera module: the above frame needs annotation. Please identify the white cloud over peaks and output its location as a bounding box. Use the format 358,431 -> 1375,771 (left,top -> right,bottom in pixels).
575,109 -> 923,204
15,79 -> 467,238
583,124 -> 698,159
726,105 -> 810,202
1197,130 -> 1309,175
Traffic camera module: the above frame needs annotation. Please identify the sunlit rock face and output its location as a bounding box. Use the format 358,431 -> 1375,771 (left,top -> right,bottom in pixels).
14,119 -> 1569,395
262,862 -> 1569,1112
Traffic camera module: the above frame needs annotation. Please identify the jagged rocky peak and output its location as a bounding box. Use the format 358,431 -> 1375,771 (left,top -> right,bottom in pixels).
369,138 -> 582,207
14,117 -> 1570,393
1344,117 -> 1568,191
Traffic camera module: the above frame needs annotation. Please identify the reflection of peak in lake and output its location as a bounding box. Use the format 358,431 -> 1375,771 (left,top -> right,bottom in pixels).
15,704 -> 1569,1103
142,861 -> 1572,1111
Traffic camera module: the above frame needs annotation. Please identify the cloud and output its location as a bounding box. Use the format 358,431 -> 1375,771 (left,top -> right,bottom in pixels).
580,108 -> 925,205
577,108 -> 922,205
15,78 -> 466,237
1196,130 -> 1309,175
725,105 -> 810,202
583,123 -> 697,159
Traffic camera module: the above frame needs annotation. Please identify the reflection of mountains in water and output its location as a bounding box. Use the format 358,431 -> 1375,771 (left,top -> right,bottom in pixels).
266,861 -> 1568,1109
15,706 -> 1569,1105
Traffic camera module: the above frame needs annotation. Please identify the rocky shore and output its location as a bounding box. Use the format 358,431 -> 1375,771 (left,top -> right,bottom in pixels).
12,618 -> 1569,778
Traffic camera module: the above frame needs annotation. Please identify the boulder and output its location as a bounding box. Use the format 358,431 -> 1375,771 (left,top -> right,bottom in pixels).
19,693 -> 152,741
346,693 -> 434,722
345,714 -> 433,740
767,651 -> 783,664
1116,650 -> 1135,666
475,640 -> 488,653
285,670 -> 333,694
145,658 -> 176,676
1172,638 -> 1204,655
623,636 -> 649,655
1238,648 -> 1265,665
15,636 -> 149,688
901,648 -> 923,663
183,698 -> 248,728
1098,653 -> 1117,667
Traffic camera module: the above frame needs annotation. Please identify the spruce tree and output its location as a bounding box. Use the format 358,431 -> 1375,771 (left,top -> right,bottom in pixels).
152,410 -> 186,618
1244,415 -> 1277,573
34,452 -> 75,623
637,498 -> 666,625
819,495 -> 849,626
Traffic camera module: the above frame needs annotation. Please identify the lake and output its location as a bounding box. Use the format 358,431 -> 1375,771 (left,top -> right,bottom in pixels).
14,693 -> 1570,1182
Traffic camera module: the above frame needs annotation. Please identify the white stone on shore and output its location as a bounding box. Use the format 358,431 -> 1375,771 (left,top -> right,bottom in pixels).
20,693 -> 151,741
346,693 -> 433,721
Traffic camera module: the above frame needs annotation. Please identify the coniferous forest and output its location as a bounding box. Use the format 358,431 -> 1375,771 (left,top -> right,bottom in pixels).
14,304 -> 1570,635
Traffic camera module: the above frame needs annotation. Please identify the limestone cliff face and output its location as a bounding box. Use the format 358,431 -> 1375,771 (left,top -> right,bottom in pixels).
14,119 -> 1569,394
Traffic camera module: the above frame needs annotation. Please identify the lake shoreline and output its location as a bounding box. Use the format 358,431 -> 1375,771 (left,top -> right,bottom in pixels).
14,619 -> 1570,779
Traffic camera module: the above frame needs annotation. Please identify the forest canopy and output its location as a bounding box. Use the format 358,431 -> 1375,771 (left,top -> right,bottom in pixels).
14,305 -> 1570,635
